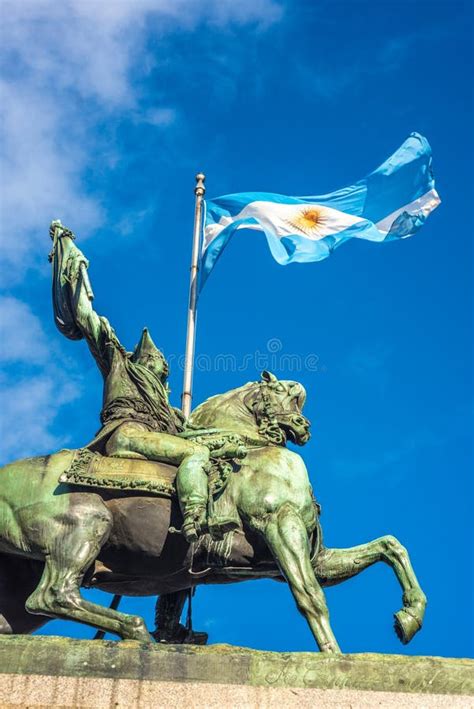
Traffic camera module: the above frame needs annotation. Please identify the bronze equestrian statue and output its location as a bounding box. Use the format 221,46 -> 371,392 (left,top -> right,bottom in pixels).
0,224 -> 426,653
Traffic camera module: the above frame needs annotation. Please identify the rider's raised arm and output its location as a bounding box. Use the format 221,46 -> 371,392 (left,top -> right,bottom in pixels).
49,221 -> 122,377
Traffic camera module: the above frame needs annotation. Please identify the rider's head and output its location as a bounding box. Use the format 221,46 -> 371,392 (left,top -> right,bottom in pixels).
132,328 -> 169,382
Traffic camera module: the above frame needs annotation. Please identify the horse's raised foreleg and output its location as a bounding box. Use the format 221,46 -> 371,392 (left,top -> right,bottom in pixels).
262,502 -> 340,653
25,505 -> 152,641
314,536 -> 426,644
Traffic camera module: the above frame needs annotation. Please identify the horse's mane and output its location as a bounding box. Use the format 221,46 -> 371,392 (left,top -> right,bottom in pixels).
190,380 -> 257,420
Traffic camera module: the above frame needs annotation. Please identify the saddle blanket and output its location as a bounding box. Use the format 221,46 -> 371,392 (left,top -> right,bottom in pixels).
59,448 -> 176,497
60,448 -> 242,535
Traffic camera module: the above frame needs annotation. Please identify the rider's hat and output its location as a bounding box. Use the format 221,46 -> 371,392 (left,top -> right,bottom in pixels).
132,328 -> 169,377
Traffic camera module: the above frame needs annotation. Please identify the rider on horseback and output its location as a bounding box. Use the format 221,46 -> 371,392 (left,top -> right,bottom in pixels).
49,220 -> 245,543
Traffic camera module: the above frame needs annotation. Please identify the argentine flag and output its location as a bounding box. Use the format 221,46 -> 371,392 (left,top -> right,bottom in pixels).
200,133 -> 440,290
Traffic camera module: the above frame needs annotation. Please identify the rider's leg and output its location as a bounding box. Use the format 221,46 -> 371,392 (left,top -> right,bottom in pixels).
175,450 -> 209,542
106,423 -> 210,542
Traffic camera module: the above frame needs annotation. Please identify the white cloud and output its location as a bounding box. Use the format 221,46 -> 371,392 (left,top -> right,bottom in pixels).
0,296 -> 51,364
0,80 -> 103,283
0,297 -> 81,462
0,0 -> 283,455
0,373 -> 80,462
0,0 -> 282,285
140,108 -> 178,127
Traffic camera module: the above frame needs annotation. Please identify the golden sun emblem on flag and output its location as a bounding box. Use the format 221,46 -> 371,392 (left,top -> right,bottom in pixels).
287,206 -> 327,236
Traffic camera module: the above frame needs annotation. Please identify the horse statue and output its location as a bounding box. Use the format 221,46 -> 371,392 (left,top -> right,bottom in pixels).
0,371 -> 426,653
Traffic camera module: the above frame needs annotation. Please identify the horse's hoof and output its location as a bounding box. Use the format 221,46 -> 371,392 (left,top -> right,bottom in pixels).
124,616 -> 154,643
130,628 -> 154,643
394,609 -> 421,644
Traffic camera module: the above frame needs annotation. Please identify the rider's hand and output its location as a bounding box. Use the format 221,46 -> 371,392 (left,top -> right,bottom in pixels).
49,220 -> 75,241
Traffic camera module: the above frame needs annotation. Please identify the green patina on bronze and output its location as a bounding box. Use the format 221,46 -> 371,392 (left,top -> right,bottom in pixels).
0,637 -> 472,695
0,222 -> 428,654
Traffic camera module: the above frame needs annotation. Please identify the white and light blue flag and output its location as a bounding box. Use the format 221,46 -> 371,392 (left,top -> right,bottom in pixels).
200,132 -> 440,290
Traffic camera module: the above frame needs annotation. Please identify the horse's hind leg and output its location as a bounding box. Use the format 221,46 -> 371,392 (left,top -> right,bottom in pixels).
262,502 -> 340,653
314,536 -> 427,644
25,503 -> 152,641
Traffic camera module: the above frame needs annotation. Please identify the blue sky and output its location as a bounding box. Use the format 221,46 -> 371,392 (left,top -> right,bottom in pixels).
0,0 -> 472,658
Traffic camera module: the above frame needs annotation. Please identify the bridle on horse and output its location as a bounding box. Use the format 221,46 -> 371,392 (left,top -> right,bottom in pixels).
245,379 -> 308,447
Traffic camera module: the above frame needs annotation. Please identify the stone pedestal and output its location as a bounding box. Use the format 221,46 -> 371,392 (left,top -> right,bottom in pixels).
0,636 -> 472,708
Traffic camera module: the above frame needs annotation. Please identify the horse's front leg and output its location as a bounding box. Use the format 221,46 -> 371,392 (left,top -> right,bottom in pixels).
262,502 -> 341,653
314,536 -> 426,644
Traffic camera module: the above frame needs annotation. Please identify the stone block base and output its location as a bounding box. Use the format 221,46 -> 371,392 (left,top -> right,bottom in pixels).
0,636 -> 472,708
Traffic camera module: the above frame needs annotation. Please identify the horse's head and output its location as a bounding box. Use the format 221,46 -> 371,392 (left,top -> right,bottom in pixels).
244,371 -> 311,446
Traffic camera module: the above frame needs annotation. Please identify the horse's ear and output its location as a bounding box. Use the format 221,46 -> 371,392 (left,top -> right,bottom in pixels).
261,370 -> 278,383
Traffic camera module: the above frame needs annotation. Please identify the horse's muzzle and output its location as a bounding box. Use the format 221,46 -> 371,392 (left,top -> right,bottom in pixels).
282,414 -> 311,446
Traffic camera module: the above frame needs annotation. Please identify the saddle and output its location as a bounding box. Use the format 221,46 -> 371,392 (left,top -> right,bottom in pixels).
60,448 -> 178,497
60,448 -> 241,537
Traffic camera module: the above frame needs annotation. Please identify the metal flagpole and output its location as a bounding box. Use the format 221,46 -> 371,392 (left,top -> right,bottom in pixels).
96,173 -> 205,642
181,172 -> 205,418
